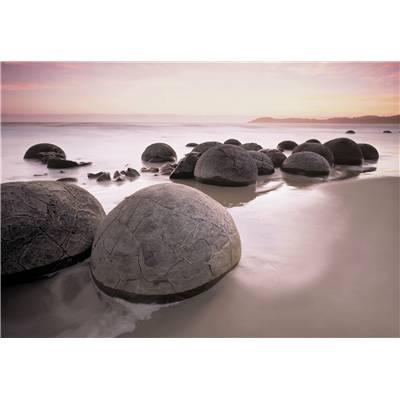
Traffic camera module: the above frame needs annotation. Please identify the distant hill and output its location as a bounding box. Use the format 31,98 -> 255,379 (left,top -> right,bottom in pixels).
250,115 -> 400,124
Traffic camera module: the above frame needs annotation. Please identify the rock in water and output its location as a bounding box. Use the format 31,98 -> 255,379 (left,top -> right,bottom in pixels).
292,142 -> 335,165
260,149 -> 287,168
194,144 -> 258,186
91,183 -> 241,303
186,142 -> 198,147
277,140 -> 298,151
281,151 -> 330,176
241,142 -> 263,151
47,159 -> 79,169
357,143 -> 379,160
191,141 -> 221,155
141,143 -> 177,163
24,143 -> 66,161
1,181 -> 105,284
224,138 -> 241,146
159,163 -> 176,175
305,139 -> 321,144
346,130 -> 356,134
248,151 -> 274,175
170,153 -> 200,179
124,168 -> 140,178
56,177 -> 78,183
96,172 -> 111,182
324,137 -> 363,165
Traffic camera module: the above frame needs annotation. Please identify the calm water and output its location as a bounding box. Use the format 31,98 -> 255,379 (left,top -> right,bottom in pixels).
1,122 -> 399,337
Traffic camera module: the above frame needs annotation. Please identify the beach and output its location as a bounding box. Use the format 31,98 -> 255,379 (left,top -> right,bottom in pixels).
1,121 -> 399,337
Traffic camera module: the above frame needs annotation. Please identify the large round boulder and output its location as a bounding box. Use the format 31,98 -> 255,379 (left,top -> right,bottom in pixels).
357,143 -> 379,160
241,142 -> 262,151
24,143 -> 66,161
194,144 -> 258,186
224,138 -> 241,146
281,151 -> 330,177
1,181 -> 105,284
324,137 -> 363,165
292,142 -> 334,165
141,143 -> 177,163
91,183 -> 241,303
248,151 -> 274,175
191,141 -> 221,155
260,149 -> 287,167
278,140 -> 298,151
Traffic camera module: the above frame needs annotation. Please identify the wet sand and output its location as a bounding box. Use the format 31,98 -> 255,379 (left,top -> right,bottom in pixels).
2,176 -> 399,337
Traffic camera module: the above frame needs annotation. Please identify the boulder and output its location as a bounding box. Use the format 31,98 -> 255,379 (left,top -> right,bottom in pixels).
277,140 -> 298,151
358,143 -> 379,160
88,171 -> 105,179
281,151 -> 330,176
305,139 -> 321,144
191,141 -> 221,155
47,159 -> 79,169
141,167 -> 159,173
224,138 -> 241,146
38,151 -> 66,164
194,144 -> 258,186
383,130 -> 392,134
1,181 -> 105,284
292,142 -> 334,165
97,172 -> 111,182
56,177 -> 78,183
186,142 -> 198,147
90,183 -> 241,303
124,168 -> 140,178
170,153 -> 200,179
260,149 -> 287,168
324,137 -> 363,165
241,142 -> 262,151
346,130 -> 356,134
24,143 -> 66,161
248,151 -> 274,175
159,163 -> 176,175
141,143 -> 177,163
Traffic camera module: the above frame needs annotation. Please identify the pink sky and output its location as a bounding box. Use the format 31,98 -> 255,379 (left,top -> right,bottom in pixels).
1,62 -> 399,119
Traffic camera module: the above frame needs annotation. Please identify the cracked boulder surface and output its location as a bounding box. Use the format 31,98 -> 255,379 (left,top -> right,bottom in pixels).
141,143 -> 177,163
281,151 -> 330,177
194,144 -> 258,186
91,183 -> 241,303
1,181 -> 106,284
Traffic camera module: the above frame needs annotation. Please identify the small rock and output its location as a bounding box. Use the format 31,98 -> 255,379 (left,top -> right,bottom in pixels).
141,143 -> 177,162
113,171 -> 121,179
305,139 -> 321,144
170,153 -> 200,179
186,142 -> 198,147
57,177 -> 78,183
78,161 -> 92,167
260,149 -> 287,168
383,130 -> 392,134
88,171 -> 105,179
346,130 -> 356,134
33,173 -> 48,177
224,138 -> 241,146
124,168 -> 140,178
96,172 -> 111,182
278,140 -> 298,151
141,167 -> 159,173
160,163 -> 176,175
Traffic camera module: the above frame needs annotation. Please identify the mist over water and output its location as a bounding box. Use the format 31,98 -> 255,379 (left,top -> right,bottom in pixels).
1,121 -> 399,337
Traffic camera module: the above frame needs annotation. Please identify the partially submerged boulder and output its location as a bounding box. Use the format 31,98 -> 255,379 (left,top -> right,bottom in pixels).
292,142 -> 334,165
248,151 -> 274,175
224,138 -> 241,146
47,159 -> 79,169
305,139 -> 321,144
358,143 -> 379,160
24,143 -> 66,161
141,143 -> 177,163
281,151 -> 330,177
170,153 -> 200,179
1,181 -> 105,284
241,142 -> 262,151
324,137 -> 363,165
186,142 -> 198,147
346,130 -> 356,134
159,163 -> 176,175
194,144 -> 258,186
91,183 -> 241,303
191,141 -> 221,155
277,140 -> 298,151
260,149 -> 287,167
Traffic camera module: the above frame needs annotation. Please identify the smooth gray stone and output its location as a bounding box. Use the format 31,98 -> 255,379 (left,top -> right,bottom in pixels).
281,151 -> 330,177
191,141 -> 221,155
24,143 -> 66,160
141,143 -> 177,163
91,183 -> 241,303
357,143 -> 379,160
241,142 -> 262,151
260,149 -> 287,168
292,142 -> 335,165
194,144 -> 258,186
277,140 -> 298,151
248,151 -> 274,175
324,137 -> 363,165
1,181 -> 105,284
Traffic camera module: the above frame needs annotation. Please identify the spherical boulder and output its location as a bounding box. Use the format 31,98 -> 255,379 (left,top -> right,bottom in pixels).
292,142 -> 334,165
278,140 -> 298,151
191,141 -> 221,155
324,137 -> 363,165
194,144 -> 258,186
224,138 -> 241,146
1,181 -> 105,284
358,143 -> 379,160
24,143 -> 66,161
141,143 -> 177,163
305,139 -> 321,144
248,151 -> 274,175
91,183 -> 241,303
346,130 -> 356,134
170,153 -> 200,179
241,142 -> 262,151
260,149 -> 287,168
281,151 -> 330,177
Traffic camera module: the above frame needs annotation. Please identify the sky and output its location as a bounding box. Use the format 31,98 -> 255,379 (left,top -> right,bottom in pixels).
1,62 -> 399,121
